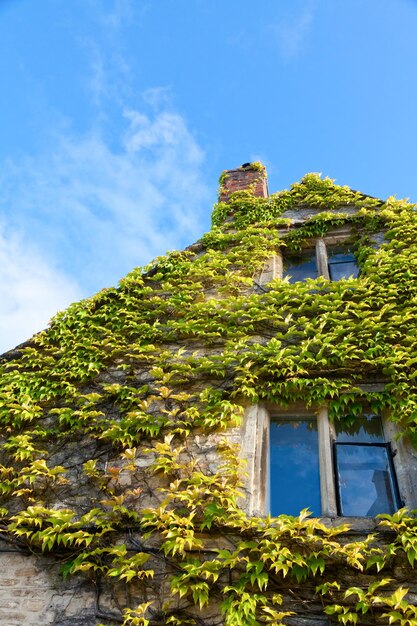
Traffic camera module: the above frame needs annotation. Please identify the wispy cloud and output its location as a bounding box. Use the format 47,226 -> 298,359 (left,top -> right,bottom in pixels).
79,0 -> 137,111
97,0 -> 135,30
0,105 -> 209,353
269,7 -> 315,61
0,223 -> 82,353
141,87 -> 172,110
0,0 -> 211,353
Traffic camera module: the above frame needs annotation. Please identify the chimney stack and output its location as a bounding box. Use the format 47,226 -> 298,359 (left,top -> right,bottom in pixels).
219,162 -> 268,203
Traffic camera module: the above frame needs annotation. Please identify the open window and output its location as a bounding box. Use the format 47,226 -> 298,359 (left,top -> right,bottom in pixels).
333,414 -> 400,516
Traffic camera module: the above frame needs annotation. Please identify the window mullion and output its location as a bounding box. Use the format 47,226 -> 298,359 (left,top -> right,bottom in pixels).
316,238 -> 330,279
317,407 -> 338,516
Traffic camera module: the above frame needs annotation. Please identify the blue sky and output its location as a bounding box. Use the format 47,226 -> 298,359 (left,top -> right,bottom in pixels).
1,0 -> 417,352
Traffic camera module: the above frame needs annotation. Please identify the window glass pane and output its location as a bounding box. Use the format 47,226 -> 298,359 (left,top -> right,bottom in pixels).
283,252 -> 318,283
328,251 -> 359,280
329,261 -> 359,280
329,252 -> 356,263
336,444 -> 397,516
335,414 -> 385,443
270,418 -> 321,516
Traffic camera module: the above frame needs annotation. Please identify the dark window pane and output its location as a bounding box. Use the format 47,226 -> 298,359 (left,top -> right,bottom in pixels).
270,419 -> 321,516
335,444 -> 397,516
335,414 -> 385,443
328,251 -> 359,280
283,252 -> 318,283
329,252 -> 356,263
329,261 -> 359,280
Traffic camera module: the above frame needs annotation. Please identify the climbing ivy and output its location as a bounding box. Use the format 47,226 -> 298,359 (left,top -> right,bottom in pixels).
0,172 -> 417,624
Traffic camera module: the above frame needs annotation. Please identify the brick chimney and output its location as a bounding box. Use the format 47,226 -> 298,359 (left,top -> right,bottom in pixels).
219,162 -> 268,203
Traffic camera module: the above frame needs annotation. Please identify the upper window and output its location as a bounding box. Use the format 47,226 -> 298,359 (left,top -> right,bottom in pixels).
269,409 -> 401,518
282,240 -> 359,283
283,251 -> 318,283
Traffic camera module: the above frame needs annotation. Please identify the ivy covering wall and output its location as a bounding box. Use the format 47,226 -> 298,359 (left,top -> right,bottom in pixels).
1,170 -> 417,625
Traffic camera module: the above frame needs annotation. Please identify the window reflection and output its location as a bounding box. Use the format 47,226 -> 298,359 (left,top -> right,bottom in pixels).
283,252 -> 318,283
335,445 -> 396,516
335,414 -> 384,443
327,249 -> 359,280
270,418 -> 320,516
334,414 -> 400,516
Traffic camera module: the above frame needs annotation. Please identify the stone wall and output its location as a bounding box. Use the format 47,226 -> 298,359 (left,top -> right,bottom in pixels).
0,544 -> 96,625
1,168 -> 417,625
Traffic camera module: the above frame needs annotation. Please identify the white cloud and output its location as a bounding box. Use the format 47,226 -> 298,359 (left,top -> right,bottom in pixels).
0,223 -> 82,354
270,8 -> 315,61
78,1 -> 137,110
0,1 -> 210,354
0,106 -> 210,352
98,0 -> 135,30
141,87 -> 171,109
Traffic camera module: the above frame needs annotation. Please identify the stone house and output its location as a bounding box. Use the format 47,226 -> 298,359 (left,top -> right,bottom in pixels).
1,163 -> 417,625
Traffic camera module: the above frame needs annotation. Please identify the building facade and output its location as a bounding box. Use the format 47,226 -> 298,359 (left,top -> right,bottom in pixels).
1,164 -> 417,625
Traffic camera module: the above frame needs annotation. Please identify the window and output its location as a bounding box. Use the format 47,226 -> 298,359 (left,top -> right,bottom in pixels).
270,417 -> 321,516
327,248 -> 359,281
333,414 -> 401,516
267,408 -> 401,518
281,239 -> 359,283
283,251 -> 318,283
